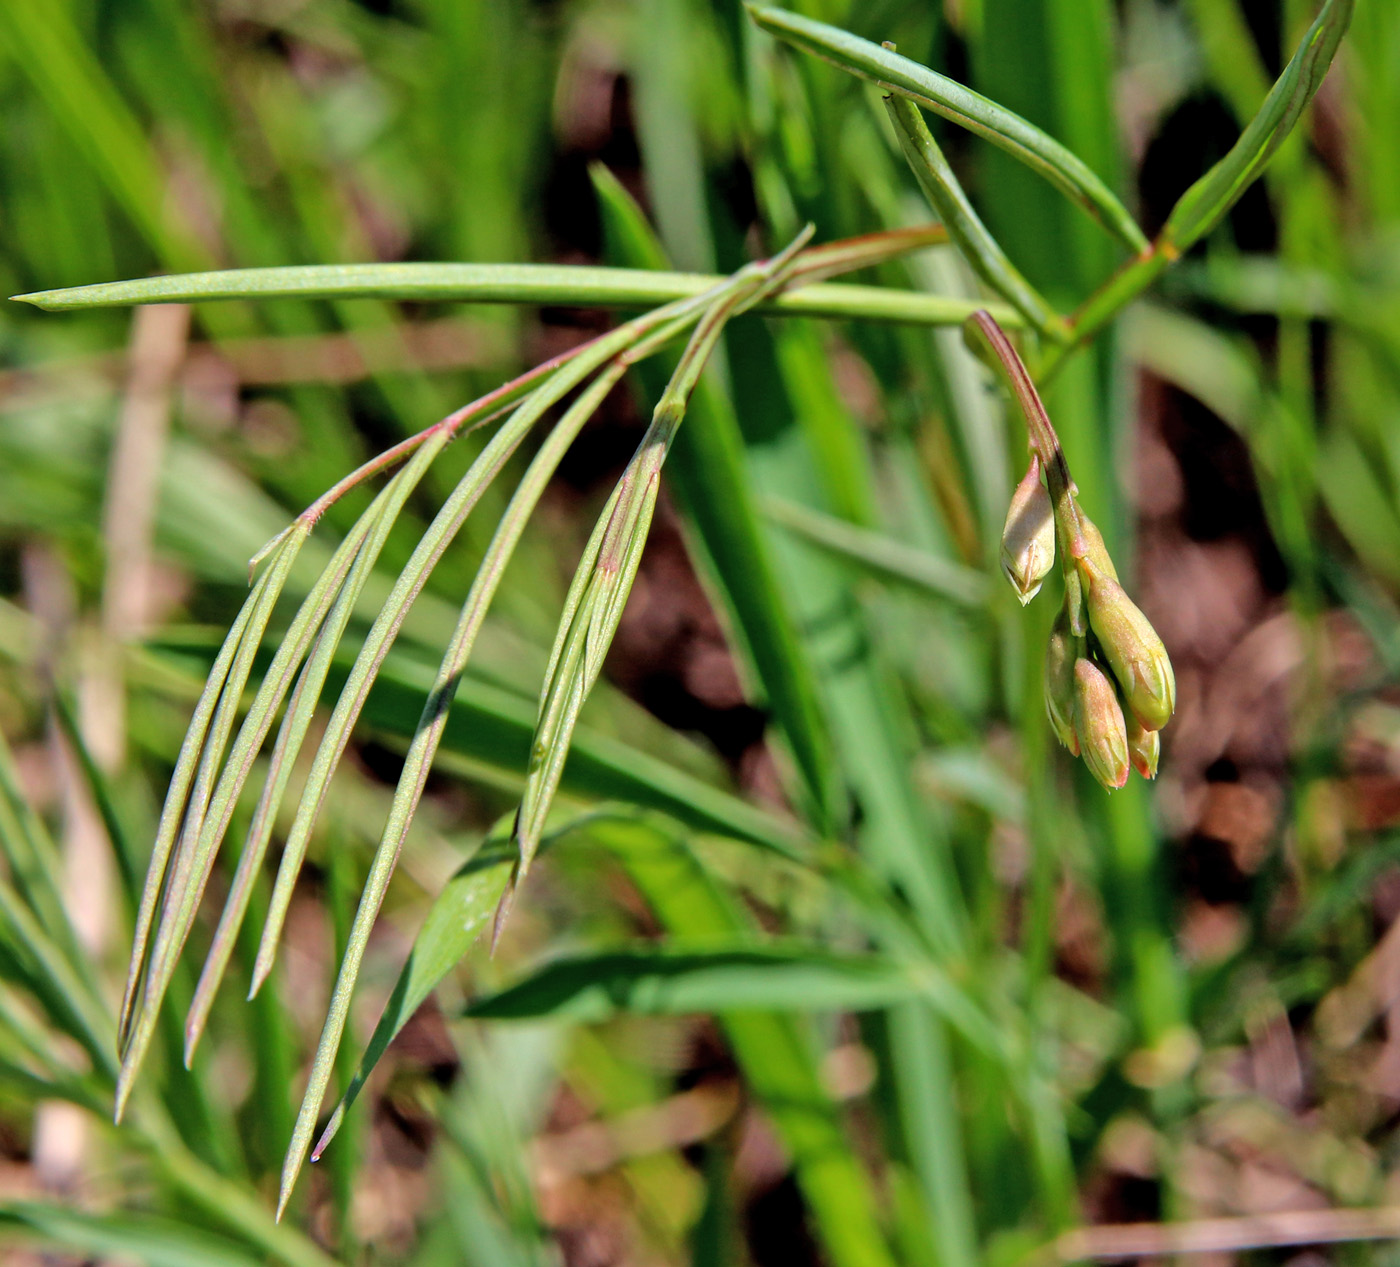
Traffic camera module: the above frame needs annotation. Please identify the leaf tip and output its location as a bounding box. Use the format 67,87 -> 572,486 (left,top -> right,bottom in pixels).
276,1156 -> 301,1223
490,870 -> 519,956
311,1104 -> 344,1164
182,1017 -> 203,1069
112,1068 -> 135,1124
247,956 -> 272,1001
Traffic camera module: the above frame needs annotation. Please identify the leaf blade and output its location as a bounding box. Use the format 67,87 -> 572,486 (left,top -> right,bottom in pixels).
747,5 -> 1149,254
13,263 -> 1023,328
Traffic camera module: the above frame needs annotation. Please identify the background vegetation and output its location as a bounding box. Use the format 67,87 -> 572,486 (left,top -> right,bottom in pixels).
0,0 -> 1397,1264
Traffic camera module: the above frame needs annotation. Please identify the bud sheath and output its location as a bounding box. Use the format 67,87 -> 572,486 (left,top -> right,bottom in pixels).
1044,607 -> 1079,754
1000,456 -> 1055,605
1072,658 -> 1130,790
1127,715 -> 1160,780
1077,555 -> 1176,732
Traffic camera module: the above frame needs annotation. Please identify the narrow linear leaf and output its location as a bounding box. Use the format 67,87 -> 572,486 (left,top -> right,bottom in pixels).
118,539 -> 289,1051
511,238 -> 811,887
0,728 -> 86,975
593,164 -> 841,830
13,264 -> 1021,328
0,1203 -> 265,1267
1161,0 -> 1352,252
117,527 -> 307,1118
465,944 -> 924,1021
592,816 -> 901,1267
309,809 -> 613,1164
885,95 -> 1067,340
0,878 -> 116,1078
181,470 -> 417,1062
250,318 -> 651,1001
748,5 -> 1149,254
276,361 -> 630,1211
763,497 -> 988,607
142,634 -> 808,862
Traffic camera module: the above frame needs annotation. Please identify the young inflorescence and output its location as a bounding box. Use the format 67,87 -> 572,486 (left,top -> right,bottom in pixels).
968,310 -> 1174,790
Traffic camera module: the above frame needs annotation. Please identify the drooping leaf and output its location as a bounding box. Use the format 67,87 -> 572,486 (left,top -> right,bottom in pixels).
747,6 -> 1149,254
13,260 -> 1020,327
1161,0 -> 1354,254
466,944 -> 926,1021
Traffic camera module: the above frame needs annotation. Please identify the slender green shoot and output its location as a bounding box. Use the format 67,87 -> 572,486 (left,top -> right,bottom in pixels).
116,527 -> 307,1120
748,6 -> 1150,254
885,96 -> 1069,341
505,228 -> 814,918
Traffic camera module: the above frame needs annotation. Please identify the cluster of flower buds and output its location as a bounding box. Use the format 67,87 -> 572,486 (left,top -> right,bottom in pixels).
965,305 -> 1173,790
1000,456 -> 1175,790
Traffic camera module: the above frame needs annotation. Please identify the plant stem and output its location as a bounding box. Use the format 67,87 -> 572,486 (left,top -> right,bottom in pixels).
1035,244 -> 1171,384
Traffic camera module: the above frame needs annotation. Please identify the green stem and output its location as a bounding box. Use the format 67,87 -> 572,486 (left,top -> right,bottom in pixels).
1036,244 -> 1171,384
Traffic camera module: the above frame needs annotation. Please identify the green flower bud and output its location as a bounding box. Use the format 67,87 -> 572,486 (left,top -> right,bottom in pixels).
1044,607 -> 1079,755
1076,555 -> 1176,732
1000,456 -> 1055,605
1076,514 -> 1118,582
1127,714 -> 1160,780
1072,658 -> 1130,790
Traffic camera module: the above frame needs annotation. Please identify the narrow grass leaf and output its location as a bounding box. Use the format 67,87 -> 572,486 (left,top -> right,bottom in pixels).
116,527 -> 307,1119
181,473 -> 411,1062
1161,0 -> 1354,254
763,497 -> 988,606
593,164 -> 842,827
465,945 -> 925,1020
510,233 -> 815,901
248,431 -> 458,997
0,877 -> 115,1078
0,729 -> 85,973
276,363 -> 629,1210
13,262 -> 1020,328
118,545 -> 285,1051
309,814 -> 543,1164
0,1203 -> 265,1267
146,634 -> 809,862
592,815 -> 901,1267
885,96 -> 1067,340
748,6 -> 1149,254
250,323 -> 650,1003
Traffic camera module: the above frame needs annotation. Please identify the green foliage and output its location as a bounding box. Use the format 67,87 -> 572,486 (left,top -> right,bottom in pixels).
0,1 -> 1389,1265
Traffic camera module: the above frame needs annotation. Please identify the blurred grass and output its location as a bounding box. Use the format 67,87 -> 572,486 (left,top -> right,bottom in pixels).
0,1 -> 1397,1265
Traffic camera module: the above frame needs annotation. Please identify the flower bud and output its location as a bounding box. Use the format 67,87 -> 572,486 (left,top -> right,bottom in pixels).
1073,658 -> 1130,790
1127,714 -> 1160,780
1076,514 -> 1117,582
1076,555 -> 1175,732
1044,608 -> 1079,754
1000,457 -> 1055,605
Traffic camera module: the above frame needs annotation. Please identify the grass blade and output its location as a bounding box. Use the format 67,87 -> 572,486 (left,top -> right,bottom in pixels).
0,876 -> 115,1078
275,360 -> 630,1213
885,95 -> 1067,340
308,812 -> 560,1165
249,316 -> 658,1002
0,1202 -> 266,1267
116,527 -> 308,1119
0,727 -> 86,973
118,542 -> 289,1052
1161,0 -> 1354,254
180,471 -> 419,1063
747,5 -> 1148,254
509,238 -> 812,891
593,163 -> 842,827
762,496 -> 988,606
594,815 -> 902,1267
13,263 -> 1021,328
464,944 -> 927,1020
